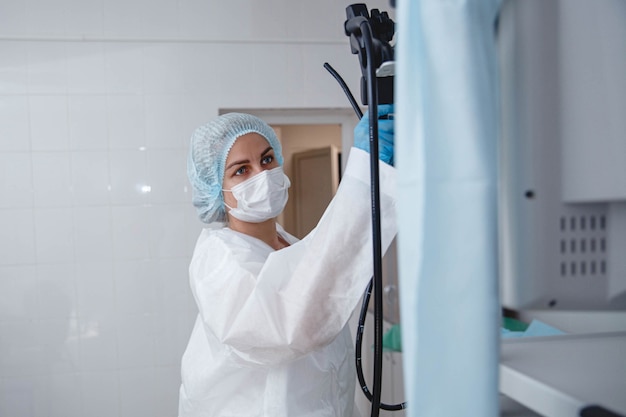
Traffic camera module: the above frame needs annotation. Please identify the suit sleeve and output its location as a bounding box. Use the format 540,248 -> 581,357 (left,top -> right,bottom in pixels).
189,148 -> 398,366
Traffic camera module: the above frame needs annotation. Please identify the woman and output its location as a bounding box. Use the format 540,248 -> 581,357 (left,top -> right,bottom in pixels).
179,110 -> 396,417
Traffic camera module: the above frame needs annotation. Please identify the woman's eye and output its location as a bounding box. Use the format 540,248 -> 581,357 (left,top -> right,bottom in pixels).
235,166 -> 247,176
262,155 -> 274,165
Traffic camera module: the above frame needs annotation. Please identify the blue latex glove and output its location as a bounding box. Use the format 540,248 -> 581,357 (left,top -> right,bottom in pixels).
354,104 -> 395,166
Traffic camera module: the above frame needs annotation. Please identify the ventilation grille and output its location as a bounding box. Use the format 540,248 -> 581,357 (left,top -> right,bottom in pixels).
559,213 -> 608,278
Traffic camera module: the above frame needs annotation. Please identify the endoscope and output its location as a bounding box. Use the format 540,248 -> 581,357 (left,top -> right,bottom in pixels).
324,3 -> 405,417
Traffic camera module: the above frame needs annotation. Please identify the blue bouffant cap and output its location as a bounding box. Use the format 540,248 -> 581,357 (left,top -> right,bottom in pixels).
187,113 -> 284,224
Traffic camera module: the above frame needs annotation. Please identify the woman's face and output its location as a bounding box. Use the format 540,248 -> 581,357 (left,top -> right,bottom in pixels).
222,132 -> 279,209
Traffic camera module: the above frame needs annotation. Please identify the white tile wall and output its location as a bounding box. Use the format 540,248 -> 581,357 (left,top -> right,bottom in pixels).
0,0 -> 394,416
0,153 -> 33,207
68,95 -> 108,150
0,101 -> 30,151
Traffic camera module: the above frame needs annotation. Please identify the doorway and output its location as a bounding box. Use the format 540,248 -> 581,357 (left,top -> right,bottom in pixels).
273,124 -> 341,237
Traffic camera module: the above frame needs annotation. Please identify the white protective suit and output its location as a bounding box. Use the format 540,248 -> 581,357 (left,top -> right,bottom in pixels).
179,148 -> 397,417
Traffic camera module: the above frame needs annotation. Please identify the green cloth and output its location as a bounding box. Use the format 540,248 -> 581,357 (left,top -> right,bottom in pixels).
382,324 -> 403,352
502,316 -> 529,332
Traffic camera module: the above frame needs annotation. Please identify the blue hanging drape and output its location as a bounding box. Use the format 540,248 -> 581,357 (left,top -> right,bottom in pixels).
396,0 -> 502,415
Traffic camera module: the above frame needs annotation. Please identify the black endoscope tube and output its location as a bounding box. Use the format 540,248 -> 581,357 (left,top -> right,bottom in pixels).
323,63 -> 363,119
327,15 -> 406,413
360,20 -> 384,417
355,280 -> 373,399
356,281 -> 407,411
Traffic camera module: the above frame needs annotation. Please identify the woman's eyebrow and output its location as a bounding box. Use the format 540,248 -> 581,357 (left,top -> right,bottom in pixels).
225,158 -> 249,171
225,147 -> 273,171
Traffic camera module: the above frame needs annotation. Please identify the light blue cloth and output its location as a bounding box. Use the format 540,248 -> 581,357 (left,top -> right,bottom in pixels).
396,0 -> 502,416
501,320 -> 566,339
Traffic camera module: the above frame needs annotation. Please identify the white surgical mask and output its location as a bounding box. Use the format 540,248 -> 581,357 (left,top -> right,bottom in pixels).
223,166 -> 290,223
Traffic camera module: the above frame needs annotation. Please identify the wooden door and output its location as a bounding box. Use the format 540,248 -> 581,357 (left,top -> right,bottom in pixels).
291,145 -> 340,239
